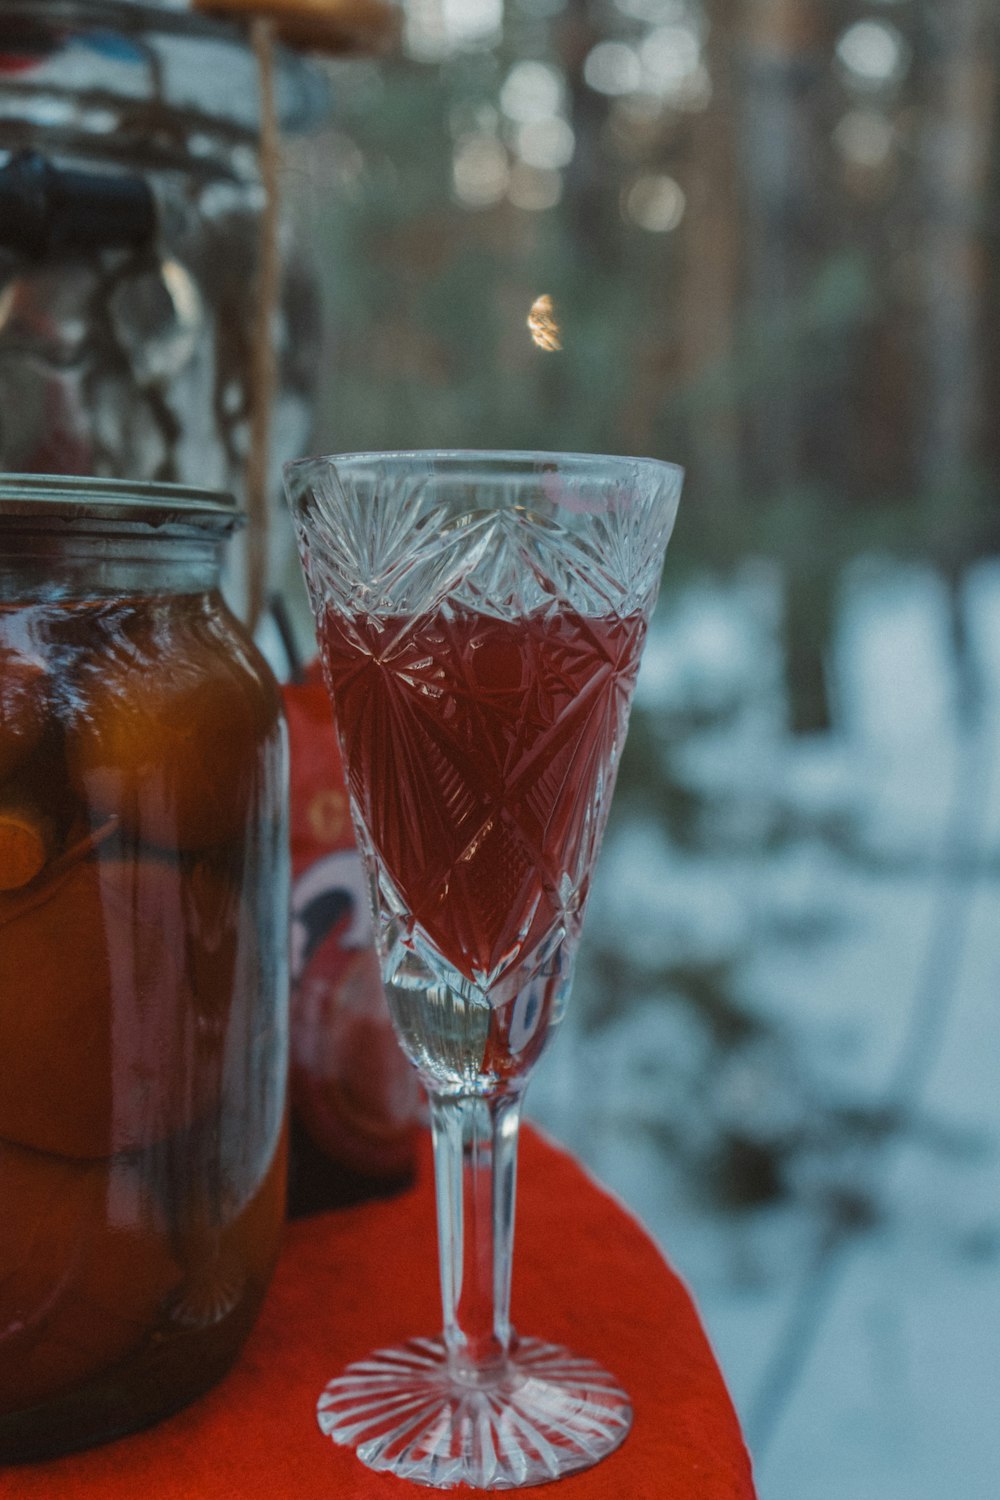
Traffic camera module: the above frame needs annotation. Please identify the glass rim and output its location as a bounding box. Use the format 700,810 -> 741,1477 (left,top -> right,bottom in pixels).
284,448 -> 685,486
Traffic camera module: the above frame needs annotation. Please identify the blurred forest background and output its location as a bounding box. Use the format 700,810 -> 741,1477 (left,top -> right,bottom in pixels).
285,2 -> 1000,1496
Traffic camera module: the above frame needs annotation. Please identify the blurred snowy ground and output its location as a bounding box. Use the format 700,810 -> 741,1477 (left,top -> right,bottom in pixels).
528,557 -> 1000,1500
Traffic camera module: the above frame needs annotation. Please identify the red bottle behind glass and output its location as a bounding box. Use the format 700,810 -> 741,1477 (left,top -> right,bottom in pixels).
284,662 -> 422,1214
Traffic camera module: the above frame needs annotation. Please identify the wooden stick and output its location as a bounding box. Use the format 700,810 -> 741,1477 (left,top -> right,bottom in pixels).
245,15 -> 282,635
0,800 -> 56,891
0,815 -> 118,920
193,0 -> 399,56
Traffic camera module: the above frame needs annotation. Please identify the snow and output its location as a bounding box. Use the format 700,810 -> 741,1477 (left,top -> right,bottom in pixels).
527,557 -> 1000,1499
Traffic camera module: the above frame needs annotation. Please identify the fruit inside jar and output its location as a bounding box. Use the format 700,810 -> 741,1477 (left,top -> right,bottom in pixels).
0,582 -> 288,1462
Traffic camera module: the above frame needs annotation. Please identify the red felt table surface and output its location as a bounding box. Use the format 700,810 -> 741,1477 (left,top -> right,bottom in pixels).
3,1128 -> 756,1499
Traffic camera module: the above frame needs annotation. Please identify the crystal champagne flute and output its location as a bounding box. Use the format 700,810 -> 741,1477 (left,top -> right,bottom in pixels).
285,450 -> 682,1489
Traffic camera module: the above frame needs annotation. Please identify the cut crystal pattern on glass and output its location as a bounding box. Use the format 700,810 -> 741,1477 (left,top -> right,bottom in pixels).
287,452 -> 682,1491
317,1337 -> 632,1490
300,456 -> 674,626
337,604 -> 646,1092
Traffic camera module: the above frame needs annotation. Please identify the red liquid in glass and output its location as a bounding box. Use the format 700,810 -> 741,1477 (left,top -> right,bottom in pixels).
320,607 -> 647,983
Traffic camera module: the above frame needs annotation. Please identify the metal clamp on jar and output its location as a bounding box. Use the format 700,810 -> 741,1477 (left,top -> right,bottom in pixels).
0,0 -> 329,495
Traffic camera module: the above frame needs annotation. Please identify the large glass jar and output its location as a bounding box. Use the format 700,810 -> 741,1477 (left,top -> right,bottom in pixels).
0,475 -> 289,1462
0,0 -> 328,496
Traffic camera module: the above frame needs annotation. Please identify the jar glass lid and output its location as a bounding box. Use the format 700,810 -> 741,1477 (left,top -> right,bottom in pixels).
0,473 -> 241,528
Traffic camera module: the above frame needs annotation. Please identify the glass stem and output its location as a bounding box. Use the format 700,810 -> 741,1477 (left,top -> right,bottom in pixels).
428,1086 -> 524,1383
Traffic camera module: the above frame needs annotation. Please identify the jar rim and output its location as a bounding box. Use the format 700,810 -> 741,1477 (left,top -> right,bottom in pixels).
0,473 -> 242,530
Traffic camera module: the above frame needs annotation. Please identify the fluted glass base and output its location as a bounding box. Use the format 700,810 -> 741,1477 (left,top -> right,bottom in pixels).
316,1335 -> 632,1490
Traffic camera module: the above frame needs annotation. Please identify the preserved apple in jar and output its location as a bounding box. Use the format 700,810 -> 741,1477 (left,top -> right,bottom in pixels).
0,476 -> 289,1462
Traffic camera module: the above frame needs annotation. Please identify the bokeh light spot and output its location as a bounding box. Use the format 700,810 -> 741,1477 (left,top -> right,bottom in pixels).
614,0 -> 686,23
452,135 -> 509,208
508,164 -> 563,211
517,116 -> 575,170
623,173 -> 686,232
584,41 -> 642,96
836,20 -> 910,88
640,23 -> 701,90
500,61 -> 564,122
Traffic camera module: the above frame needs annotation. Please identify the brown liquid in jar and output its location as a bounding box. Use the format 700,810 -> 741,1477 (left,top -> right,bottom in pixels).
0,589 -> 288,1462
